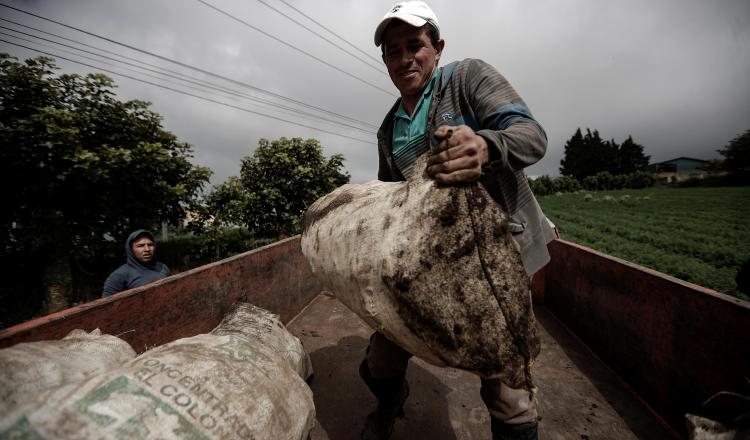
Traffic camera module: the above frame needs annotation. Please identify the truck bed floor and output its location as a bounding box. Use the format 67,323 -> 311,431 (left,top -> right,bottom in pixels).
288,293 -> 676,440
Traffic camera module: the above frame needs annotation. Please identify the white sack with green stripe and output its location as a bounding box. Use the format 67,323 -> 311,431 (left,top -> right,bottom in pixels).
0,328 -> 136,416
0,302 -> 315,440
301,154 -> 540,389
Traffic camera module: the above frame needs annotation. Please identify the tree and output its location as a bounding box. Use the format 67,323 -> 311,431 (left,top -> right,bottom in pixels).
560,128 -> 649,179
718,129 -> 750,174
559,128 -> 585,179
207,137 -> 349,238
616,136 -> 650,174
0,55 -> 211,314
202,176 -> 250,228
560,128 -> 614,180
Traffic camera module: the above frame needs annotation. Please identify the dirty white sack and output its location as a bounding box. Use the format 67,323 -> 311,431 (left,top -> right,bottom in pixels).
211,302 -> 313,381
0,302 -> 315,440
685,414 -> 739,440
0,328 -> 136,415
301,154 -> 539,388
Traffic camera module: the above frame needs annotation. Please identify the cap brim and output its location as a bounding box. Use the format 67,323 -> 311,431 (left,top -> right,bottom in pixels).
374,15 -> 428,46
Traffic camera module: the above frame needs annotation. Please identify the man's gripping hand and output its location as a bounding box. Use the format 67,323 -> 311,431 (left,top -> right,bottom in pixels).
427,125 -> 490,185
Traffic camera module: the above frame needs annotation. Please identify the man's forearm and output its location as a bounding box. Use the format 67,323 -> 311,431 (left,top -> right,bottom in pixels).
478,120 -> 547,171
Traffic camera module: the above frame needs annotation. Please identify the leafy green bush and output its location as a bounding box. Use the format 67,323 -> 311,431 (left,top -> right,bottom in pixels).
612,174 -> 627,190
626,171 -> 656,189
551,176 -> 581,193
595,171 -> 615,190
582,175 -> 598,191
534,170 -> 655,195
529,175 -> 553,196
158,228 -> 275,272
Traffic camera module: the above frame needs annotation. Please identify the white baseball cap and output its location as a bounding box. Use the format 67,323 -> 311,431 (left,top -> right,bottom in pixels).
374,1 -> 440,47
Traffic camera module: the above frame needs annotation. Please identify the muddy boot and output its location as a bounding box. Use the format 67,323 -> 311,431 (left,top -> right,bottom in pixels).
359,360 -> 410,440
490,417 -> 539,440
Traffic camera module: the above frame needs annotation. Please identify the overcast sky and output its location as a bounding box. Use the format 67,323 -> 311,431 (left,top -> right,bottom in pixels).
1,0 -> 749,185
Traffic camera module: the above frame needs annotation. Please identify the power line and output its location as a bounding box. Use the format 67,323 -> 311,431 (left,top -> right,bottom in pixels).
195,0 -> 394,96
0,17 -> 210,92
277,0 -> 382,66
0,25 -> 376,135
0,3 -> 381,130
0,30 -> 366,135
254,0 -> 385,74
1,38 -> 375,145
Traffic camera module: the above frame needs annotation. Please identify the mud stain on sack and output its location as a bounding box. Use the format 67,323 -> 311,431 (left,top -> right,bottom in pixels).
468,186 -> 489,211
302,191 -> 353,232
357,218 -> 367,236
388,272 -> 509,375
384,207 -> 508,375
391,284 -> 460,352
433,243 -> 445,256
438,199 -> 459,226
447,237 -> 476,260
383,215 -> 392,231
382,271 -> 411,293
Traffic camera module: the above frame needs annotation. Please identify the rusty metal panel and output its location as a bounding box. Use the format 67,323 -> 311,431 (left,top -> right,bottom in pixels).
542,238 -> 750,435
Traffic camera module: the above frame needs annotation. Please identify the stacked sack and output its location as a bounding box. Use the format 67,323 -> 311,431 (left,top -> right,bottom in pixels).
0,328 -> 137,415
0,302 -> 315,440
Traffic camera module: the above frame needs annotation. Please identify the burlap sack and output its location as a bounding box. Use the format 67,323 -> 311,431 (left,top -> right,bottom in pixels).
301,154 -> 539,389
211,302 -> 313,381
0,328 -> 136,415
0,303 -> 315,440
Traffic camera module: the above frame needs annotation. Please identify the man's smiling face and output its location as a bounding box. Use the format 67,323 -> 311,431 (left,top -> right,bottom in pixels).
381,21 -> 444,106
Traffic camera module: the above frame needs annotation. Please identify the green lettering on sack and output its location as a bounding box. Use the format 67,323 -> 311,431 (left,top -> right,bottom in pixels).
72,375 -> 209,440
214,336 -> 273,381
0,416 -> 45,440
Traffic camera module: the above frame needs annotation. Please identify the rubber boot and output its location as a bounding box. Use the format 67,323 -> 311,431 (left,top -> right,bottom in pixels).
490,417 -> 539,440
359,360 -> 410,440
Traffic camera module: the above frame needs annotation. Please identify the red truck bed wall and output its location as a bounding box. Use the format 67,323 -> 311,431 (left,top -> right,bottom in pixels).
538,239 -> 750,433
0,237 -> 323,353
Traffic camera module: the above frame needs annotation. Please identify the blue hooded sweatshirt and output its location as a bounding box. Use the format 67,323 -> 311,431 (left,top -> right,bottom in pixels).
101,229 -> 170,297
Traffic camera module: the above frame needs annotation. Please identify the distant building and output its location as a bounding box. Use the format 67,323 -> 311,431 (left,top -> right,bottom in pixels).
647,157 -> 711,183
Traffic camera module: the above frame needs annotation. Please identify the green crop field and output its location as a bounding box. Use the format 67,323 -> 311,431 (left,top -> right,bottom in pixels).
536,186 -> 750,300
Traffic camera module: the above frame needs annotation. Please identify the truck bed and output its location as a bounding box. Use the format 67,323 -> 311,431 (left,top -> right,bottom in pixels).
2,237 -> 745,438
288,293 -> 676,440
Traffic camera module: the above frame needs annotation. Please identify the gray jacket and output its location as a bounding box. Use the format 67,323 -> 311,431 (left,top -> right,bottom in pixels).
377,58 -> 555,275
102,229 -> 170,297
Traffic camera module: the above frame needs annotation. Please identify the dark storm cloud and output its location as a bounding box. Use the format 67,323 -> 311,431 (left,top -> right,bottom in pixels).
1,0 -> 748,183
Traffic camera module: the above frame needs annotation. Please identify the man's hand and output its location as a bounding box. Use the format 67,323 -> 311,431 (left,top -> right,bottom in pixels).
427,125 -> 490,184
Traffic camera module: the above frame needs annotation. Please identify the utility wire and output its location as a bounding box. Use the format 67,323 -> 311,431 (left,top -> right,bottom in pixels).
0,3 -> 381,130
278,0 -> 382,66
0,17 -> 377,132
1,38 -> 374,145
0,17 -> 211,92
0,30 -> 371,135
0,26 -> 376,135
254,0 -> 385,74
195,0 -> 394,96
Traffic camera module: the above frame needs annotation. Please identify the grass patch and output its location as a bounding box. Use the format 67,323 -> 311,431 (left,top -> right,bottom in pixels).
537,186 -> 750,300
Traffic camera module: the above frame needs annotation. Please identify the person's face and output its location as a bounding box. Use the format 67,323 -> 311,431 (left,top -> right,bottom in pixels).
382,21 -> 444,102
131,236 -> 155,263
